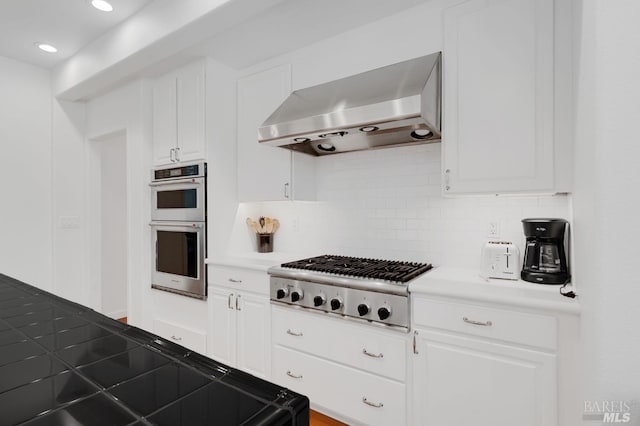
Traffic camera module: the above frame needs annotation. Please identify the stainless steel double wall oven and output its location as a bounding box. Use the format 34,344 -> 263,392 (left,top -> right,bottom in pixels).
150,162 -> 207,299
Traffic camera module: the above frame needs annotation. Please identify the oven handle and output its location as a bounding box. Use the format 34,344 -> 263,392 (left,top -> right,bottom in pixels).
148,179 -> 202,187
149,222 -> 203,229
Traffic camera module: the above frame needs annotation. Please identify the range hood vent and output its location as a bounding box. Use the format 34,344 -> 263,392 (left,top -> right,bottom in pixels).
258,52 -> 441,156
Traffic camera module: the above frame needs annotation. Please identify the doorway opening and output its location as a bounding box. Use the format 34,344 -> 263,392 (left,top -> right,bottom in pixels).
88,130 -> 128,320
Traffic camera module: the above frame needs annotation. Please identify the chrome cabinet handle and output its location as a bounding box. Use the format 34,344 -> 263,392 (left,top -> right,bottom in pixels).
444,169 -> 451,191
362,397 -> 384,408
228,278 -> 242,283
286,370 -> 302,379
228,293 -> 234,310
463,317 -> 493,327
236,294 -> 241,311
286,329 -> 303,337
170,148 -> 175,162
284,182 -> 290,199
413,331 -> 418,355
174,147 -> 181,162
362,349 -> 383,358
170,335 -> 182,341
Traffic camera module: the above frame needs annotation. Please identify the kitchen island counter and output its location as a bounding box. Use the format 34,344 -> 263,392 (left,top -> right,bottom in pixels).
0,274 -> 309,426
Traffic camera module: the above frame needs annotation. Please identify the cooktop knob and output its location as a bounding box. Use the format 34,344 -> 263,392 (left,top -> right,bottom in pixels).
313,295 -> 326,307
357,303 -> 370,316
291,289 -> 303,302
330,297 -> 342,310
276,288 -> 289,299
378,306 -> 391,320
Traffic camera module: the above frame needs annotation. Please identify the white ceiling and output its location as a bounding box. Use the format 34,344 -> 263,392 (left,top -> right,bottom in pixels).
0,0 -> 153,69
188,0 -> 430,70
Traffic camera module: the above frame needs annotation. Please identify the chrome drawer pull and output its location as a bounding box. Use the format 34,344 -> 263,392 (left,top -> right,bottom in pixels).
170,335 -> 182,342
362,349 -> 383,358
463,317 -> 493,327
286,329 -> 303,337
286,370 -> 302,379
362,397 -> 384,408
228,278 -> 242,283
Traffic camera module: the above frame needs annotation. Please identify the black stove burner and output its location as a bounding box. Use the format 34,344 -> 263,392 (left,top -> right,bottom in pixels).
281,255 -> 432,283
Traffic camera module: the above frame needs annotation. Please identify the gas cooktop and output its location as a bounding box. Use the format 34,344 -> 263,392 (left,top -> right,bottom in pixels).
268,255 -> 433,329
280,255 -> 432,283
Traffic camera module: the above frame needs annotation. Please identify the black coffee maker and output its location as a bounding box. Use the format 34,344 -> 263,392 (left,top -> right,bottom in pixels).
521,218 -> 569,284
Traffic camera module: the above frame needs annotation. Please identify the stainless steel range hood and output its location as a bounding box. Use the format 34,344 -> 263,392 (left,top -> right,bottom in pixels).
258,52 -> 441,156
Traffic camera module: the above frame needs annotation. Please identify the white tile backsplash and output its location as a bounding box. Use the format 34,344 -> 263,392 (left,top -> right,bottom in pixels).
229,144 -> 570,268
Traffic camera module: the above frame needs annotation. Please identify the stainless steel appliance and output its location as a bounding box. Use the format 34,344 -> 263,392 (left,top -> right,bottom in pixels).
268,255 -> 432,330
521,218 -> 570,285
150,162 -> 207,299
259,52 -> 441,156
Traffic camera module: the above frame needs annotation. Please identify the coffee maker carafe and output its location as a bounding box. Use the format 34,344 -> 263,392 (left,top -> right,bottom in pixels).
521,218 -> 569,284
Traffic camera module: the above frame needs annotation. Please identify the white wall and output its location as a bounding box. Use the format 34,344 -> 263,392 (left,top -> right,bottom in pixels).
85,80 -> 153,329
52,80 -> 153,328
0,55 -> 52,290
573,0 -> 640,411
227,0 -> 570,268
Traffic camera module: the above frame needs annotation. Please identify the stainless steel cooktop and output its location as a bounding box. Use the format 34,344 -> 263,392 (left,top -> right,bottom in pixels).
268,255 -> 432,330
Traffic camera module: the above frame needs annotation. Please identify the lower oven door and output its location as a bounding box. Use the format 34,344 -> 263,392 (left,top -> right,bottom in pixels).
150,221 -> 206,300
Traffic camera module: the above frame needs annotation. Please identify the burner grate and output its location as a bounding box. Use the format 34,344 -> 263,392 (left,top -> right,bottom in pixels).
281,255 -> 432,283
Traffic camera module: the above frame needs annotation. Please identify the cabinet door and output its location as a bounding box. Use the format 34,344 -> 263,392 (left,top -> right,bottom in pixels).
236,293 -> 270,379
208,287 -> 237,368
413,330 -> 556,426
237,65 -> 293,201
442,0 -> 554,194
176,61 -> 206,162
153,73 -> 177,165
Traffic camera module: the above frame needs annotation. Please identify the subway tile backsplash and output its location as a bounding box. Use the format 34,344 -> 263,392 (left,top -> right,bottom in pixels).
229,144 -> 570,268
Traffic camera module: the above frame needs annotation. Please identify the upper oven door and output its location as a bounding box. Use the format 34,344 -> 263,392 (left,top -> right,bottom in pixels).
150,176 -> 205,222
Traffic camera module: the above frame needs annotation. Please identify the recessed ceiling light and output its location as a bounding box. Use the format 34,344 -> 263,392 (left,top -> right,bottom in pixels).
91,0 -> 114,12
35,43 -> 58,53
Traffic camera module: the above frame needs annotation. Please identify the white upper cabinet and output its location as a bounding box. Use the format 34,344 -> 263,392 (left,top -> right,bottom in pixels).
153,60 -> 206,165
237,64 -> 316,201
442,0 -> 569,194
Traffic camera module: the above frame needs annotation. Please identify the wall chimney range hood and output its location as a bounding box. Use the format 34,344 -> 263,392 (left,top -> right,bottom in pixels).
258,52 -> 441,156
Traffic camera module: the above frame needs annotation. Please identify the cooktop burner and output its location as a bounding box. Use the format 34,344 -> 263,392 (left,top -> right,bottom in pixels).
281,255 -> 432,283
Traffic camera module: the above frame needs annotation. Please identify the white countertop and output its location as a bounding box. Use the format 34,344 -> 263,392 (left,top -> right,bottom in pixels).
205,252 -> 311,272
409,266 -> 581,315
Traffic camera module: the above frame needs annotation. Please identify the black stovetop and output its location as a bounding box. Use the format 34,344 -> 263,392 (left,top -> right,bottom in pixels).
281,255 -> 432,283
0,274 -> 308,426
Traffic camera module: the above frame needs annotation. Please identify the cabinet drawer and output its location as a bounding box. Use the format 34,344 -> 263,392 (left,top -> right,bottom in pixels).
272,345 -> 405,426
153,318 -> 207,354
208,266 -> 269,295
413,298 -> 557,350
272,305 -> 407,381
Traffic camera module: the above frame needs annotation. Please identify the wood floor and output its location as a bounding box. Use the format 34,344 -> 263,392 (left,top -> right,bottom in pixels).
310,410 -> 347,426
117,316 -> 343,425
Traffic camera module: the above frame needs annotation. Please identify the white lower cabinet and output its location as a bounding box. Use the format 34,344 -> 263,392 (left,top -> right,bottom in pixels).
208,287 -> 271,379
271,305 -> 408,425
153,318 -> 207,354
411,297 -> 558,426
208,265 -> 271,379
151,289 -> 208,354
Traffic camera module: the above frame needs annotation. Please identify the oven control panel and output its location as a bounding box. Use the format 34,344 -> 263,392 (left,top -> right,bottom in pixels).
269,277 -> 409,329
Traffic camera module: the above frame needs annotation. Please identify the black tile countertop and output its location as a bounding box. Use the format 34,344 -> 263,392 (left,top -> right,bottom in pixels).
0,274 -> 309,426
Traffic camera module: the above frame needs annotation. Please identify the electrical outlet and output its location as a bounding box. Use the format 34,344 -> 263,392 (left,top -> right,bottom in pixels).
487,220 -> 499,238
59,216 -> 80,229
